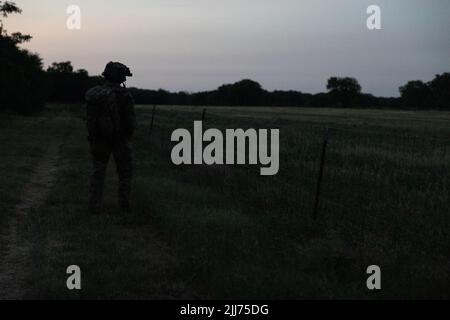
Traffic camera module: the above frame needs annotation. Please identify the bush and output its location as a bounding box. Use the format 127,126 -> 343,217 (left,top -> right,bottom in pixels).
0,35 -> 46,114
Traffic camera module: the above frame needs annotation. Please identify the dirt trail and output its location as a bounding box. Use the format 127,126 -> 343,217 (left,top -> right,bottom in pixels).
0,143 -> 61,300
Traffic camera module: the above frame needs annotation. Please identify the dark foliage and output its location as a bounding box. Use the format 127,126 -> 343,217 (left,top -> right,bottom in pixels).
399,80 -> 434,109
46,62 -> 103,103
0,1 -> 46,114
429,73 -> 450,110
398,73 -> 450,110
127,79 -> 401,109
326,77 -> 362,108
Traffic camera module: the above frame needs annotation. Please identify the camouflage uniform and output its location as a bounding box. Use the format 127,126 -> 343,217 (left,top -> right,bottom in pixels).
86,62 -> 136,213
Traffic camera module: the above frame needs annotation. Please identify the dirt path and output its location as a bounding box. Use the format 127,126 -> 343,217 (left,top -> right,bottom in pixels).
0,117 -> 200,299
0,143 -> 61,299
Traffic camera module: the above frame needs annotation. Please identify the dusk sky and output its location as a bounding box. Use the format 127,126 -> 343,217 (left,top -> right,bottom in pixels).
6,0 -> 450,96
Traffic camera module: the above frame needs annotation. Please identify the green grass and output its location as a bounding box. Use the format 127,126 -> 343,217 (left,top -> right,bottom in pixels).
1,104 -> 449,299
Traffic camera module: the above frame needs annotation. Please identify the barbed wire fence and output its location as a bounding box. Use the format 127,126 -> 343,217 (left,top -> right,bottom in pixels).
141,105 -> 449,224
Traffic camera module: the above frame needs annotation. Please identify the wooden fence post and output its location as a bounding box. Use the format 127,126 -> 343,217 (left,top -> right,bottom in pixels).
149,105 -> 156,138
202,108 -> 207,123
312,127 -> 330,220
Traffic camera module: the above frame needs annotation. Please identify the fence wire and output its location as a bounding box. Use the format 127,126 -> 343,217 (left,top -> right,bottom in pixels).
138,106 -> 449,223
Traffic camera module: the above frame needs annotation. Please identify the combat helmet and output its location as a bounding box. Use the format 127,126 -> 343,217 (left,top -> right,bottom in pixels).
102,61 -> 133,85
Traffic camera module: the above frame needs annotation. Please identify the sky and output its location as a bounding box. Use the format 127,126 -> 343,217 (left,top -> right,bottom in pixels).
5,0 -> 450,97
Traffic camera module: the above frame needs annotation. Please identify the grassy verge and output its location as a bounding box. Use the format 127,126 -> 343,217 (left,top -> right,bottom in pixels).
1,104 -> 449,299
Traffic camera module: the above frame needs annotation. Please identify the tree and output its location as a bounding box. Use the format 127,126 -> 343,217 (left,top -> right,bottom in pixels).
46,62 -> 95,102
47,61 -> 75,74
429,73 -> 450,110
326,77 -> 362,107
216,79 -> 265,106
1,1 -> 22,30
0,2 -> 31,44
399,80 -> 434,109
0,1 -> 46,114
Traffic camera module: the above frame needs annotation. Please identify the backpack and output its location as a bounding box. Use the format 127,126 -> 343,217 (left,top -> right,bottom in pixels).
86,85 -> 121,138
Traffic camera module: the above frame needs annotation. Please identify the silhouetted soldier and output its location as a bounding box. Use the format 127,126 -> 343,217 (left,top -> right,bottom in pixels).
85,62 -> 136,214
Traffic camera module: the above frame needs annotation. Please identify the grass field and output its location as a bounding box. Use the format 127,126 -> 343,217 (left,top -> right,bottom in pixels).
0,105 -> 449,299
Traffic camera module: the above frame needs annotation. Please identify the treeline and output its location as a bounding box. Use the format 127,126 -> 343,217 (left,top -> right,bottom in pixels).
128,78 -> 403,109
0,2 -> 46,114
400,75 -> 450,110
1,1 -> 449,114
46,62 -> 103,103
128,74 -> 449,110
0,2 -> 102,114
